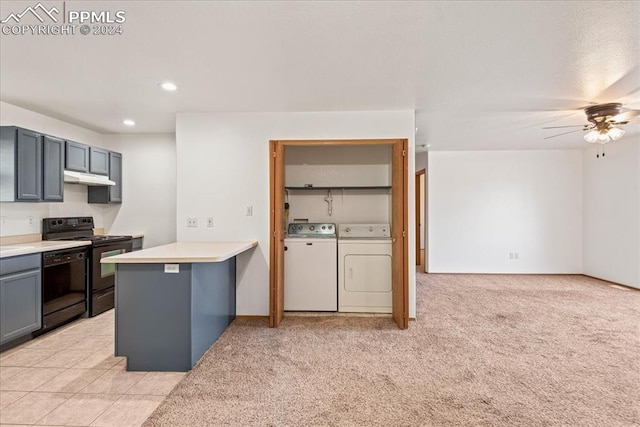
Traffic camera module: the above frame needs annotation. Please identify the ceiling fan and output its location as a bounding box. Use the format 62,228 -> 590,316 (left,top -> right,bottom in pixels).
543,103 -> 640,145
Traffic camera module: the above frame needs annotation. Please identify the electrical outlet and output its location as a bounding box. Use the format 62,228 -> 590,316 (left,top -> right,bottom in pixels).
28,216 -> 33,225
207,217 -> 214,227
187,217 -> 198,228
246,206 -> 253,216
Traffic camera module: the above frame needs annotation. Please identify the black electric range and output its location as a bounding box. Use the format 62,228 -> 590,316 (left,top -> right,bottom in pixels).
42,217 -> 132,317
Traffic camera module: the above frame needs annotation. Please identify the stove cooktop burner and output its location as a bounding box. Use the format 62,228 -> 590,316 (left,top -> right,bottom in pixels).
42,217 -> 132,246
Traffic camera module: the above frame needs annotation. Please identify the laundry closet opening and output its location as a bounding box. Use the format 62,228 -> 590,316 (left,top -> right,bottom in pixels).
269,139 -> 408,329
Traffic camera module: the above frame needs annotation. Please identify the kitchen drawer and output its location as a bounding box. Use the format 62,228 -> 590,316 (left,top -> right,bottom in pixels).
0,253 -> 41,275
93,288 -> 115,317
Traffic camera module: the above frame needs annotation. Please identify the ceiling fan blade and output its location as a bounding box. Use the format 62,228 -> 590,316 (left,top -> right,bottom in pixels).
542,125 -> 586,129
597,65 -> 640,100
611,109 -> 640,122
487,98 -> 595,113
544,129 -> 584,140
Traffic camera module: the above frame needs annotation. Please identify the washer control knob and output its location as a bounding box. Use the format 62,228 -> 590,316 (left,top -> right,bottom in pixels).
322,226 -> 326,230
309,225 -> 315,231
298,226 -> 303,230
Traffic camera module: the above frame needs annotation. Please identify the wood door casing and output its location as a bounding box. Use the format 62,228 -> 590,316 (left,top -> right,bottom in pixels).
391,139 -> 409,329
269,141 -> 285,327
415,169 -> 425,266
269,139 -> 409,329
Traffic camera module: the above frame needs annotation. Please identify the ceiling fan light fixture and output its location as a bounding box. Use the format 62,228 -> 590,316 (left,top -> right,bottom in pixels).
608,126 -> 625,141
584,130 -> 599,143
597,132 -> 610,143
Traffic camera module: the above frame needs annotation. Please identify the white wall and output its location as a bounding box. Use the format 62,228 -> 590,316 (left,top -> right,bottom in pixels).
0,102 -> 104,147
176,111 -> 416,317
415,152 -> 428,252
428,150 -> 583,273
415,151 -> 428,172
285,145 -> 391,187
0,102 -> 113,236
286,145 -> 391,225
287,192 -> 390,225
583,140 -> 640,289
101,134 -> 177,249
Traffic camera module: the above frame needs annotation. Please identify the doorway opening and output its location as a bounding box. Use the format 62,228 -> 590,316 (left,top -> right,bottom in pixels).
269,139 -> 409,329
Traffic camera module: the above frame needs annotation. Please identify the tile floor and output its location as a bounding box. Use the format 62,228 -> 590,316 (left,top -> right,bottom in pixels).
0,310 -> 185,427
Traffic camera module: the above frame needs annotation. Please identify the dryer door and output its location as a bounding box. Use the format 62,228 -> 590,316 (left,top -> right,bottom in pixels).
344,254 -> 392,293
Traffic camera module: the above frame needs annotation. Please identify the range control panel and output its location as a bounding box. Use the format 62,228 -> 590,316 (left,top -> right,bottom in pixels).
287,223 -> 336,237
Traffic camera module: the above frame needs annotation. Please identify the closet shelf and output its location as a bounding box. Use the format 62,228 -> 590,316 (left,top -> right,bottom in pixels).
285,186 -> 391,190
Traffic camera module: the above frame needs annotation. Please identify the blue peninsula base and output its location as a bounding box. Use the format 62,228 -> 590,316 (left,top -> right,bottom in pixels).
115,258 -> 236,372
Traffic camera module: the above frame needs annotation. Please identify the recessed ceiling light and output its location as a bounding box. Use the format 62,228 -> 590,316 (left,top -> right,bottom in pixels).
427,144 -> 431,148
160,81 -> 177,91
122,119 -> 136,126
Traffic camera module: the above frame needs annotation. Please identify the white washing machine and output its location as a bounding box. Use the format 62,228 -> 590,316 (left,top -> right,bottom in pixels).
284,222 -> 337,311
338,224 -> 392,313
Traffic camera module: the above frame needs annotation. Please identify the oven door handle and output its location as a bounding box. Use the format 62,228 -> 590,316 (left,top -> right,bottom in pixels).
96,291 -> 114,300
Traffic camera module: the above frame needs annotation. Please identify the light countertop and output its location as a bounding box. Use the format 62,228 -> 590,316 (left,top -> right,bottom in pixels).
0,241 -> 92,259
100,241 -> 258,264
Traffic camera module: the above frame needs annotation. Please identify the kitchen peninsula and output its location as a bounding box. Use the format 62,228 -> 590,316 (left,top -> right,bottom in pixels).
101,241 -> 258,372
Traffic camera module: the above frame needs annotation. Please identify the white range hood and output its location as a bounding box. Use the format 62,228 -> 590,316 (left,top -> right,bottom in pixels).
63,170 -> 115,186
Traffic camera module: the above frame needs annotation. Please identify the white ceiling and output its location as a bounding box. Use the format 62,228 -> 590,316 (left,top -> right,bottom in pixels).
1,1 -> 638,150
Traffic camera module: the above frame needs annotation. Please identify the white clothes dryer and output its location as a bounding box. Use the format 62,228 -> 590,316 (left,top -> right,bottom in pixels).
338,224 -> 392,313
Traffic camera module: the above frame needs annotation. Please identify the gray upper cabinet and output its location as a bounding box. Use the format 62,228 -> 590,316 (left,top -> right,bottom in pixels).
0,254 -> 42,344
89,147 -> 109,175
0,127 -> 65,202
65,141 -> 89,172
88,151 -> 123,204
109,152 -> 122,203
43,135 -> 64,202
16,128 -> 43,201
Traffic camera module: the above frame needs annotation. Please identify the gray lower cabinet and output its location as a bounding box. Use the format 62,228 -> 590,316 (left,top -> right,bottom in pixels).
43,135 -> 65,201
115,258 -> 236,371
0,254 -> 42,344
89,147 -> 109,175
88,151 -> 122,204
65,141 -> 89,172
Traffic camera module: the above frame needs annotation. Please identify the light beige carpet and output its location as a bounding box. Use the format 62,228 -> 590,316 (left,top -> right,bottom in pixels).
144,274 -> 640,426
